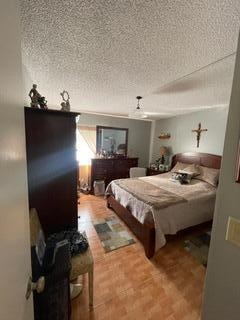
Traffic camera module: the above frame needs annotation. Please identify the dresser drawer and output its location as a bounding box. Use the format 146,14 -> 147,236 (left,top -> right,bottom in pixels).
130,159 -> 138,167
114,158 -> 138,168
91,157 -> 139,192
92,159 -> 114,168
93,167 -> 112,175
121,159 -> 138,168
93,173 -> 107,180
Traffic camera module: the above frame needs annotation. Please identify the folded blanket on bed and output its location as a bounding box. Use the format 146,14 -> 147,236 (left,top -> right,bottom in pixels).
106,178 -> 187,209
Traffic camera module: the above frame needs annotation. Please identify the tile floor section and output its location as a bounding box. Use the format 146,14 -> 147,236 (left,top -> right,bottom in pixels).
71,194 -> 206,320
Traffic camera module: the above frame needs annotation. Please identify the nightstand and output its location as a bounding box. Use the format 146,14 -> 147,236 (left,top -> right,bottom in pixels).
147,168 -> 165,176
147,168 -> 161,176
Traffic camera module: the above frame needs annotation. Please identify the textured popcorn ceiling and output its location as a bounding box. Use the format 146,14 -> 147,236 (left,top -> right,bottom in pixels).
20,0 -> 240,119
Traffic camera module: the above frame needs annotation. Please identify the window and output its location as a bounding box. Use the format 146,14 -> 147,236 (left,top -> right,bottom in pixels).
76,126 -> 96,166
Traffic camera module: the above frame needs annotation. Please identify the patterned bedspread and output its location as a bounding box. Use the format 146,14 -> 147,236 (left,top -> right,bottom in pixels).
106,178 -> 187,209
105,173 -> 216,252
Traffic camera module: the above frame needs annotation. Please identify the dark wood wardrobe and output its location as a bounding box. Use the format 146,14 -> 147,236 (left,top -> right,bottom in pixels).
24,107 -> 80,235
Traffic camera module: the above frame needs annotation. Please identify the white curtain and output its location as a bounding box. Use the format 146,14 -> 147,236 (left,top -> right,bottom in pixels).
77,126 -> 96,188
79,126 -> 96,155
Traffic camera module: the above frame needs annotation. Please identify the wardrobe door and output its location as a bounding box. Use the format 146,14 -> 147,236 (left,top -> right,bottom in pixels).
25,108 -> 79,235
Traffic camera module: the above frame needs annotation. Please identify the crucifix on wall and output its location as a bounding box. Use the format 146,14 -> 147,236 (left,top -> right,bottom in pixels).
192,123 -> 208,148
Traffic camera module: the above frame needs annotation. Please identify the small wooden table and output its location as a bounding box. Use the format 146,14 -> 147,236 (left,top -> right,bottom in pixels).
147,168 -> 169,176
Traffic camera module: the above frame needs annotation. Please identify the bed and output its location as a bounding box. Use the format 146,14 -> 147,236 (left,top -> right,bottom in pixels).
106,152 -> 221,258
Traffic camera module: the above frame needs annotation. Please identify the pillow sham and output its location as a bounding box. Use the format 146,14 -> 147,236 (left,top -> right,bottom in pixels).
195,166 -> 219,187
171,162 -> 189,172
182,163 -> 200,177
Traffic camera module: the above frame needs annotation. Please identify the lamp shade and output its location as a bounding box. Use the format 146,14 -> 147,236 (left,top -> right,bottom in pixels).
159,146 -> 168,156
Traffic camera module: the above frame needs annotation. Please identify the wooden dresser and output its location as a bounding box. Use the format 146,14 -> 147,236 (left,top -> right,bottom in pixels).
91,157 -> 138,190
25,107 -> 79,235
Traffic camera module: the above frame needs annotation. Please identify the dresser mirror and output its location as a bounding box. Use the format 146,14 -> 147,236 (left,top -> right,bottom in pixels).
96,126 -> 128,157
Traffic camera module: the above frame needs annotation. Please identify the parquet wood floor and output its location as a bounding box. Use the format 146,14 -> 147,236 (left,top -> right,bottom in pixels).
71,194 -> 206,320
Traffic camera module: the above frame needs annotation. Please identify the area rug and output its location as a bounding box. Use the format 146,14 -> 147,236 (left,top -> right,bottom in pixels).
93,216 -> 135,253
183,229 -> 211,267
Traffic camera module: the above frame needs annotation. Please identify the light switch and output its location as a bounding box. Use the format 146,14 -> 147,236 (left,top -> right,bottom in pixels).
226,216 -> 240,247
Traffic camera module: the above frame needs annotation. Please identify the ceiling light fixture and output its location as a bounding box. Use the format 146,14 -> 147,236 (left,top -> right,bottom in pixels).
129,96 -> 147,119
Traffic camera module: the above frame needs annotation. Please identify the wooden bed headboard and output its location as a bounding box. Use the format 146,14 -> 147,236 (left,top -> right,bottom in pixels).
171,152 -> 222,170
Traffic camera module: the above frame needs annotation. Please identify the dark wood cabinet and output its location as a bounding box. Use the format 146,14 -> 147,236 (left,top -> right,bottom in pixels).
91,157 -> 138,189
24,107 -> 79,235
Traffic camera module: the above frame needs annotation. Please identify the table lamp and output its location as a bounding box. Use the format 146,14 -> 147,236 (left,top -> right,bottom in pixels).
159,146 -> 168,164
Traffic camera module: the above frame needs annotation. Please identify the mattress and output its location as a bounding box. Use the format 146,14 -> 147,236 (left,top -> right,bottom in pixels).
106,172 -> 216,252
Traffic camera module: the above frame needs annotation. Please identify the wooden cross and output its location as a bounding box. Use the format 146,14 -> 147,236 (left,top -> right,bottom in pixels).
192,123 -> 208,148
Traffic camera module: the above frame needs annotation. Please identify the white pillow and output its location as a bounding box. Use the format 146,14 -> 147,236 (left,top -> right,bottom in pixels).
171,162 -> 189,173
182,164 -> 201,177
195,166 -> 220,187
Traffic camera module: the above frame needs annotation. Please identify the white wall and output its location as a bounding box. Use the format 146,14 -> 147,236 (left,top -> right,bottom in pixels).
0,1 -> 33,319
151,107 -> 229,163
202,33 -> 240,319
